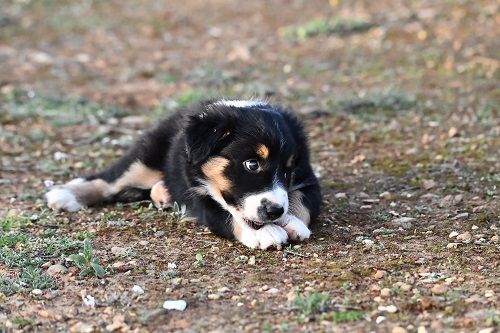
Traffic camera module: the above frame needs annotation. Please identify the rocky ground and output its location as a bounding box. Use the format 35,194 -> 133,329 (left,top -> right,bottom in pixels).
0,0 -> 498,332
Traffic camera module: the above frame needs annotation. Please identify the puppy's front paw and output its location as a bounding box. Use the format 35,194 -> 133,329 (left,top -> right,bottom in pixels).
281,215 -> 311,241
255,224 -> 288,250
150,181 -> 171,209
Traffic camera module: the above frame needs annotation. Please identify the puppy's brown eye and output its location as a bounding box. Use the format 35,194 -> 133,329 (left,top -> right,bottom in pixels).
243,159 -> 260,173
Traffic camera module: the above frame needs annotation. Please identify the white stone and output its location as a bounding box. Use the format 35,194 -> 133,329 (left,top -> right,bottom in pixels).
132,285 -> 144,294
163,300 -> 187,311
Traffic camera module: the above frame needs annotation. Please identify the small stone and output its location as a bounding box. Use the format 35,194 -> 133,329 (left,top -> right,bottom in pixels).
491,235 -> 499,243
266,288 -> 279,294
431,284 -> 447,295
439,194 -> 463,207
261,285 -> 269,291
391,217 -> 415,230
248,256 -> 256,265
471,225 -> 478,230
370,284 -> 381,292
379,191 -> 393,200
448,231 -> 459,238
139,240 -> 149,246
447,243 -> 460,249
448,127 -> 458,138
218,287 -> 230,293
421,193 -> 440,201
154,231 -> 165,237
208,293 -> 220,300
132,285 -> 144,294
456,232 -> 472,242
375,316 -> 386,324
286,290 -> 297,302
335,192 -> 347,199
422,179 -> 436,190
163,300 -> 187,311
363,198 -> 380,204
374,270 -> 386,279
360,205 -> 372,209
484,290 -> 494,298
453,212 -> 469,219
111,246 -> 127,256
400,283 -> 412,292
417,326 -> 427,333
83,295 -> 95,307
380,288 -> 391,298
47,264 -> 68,276
32,289 -> 43,296
70,322 -> 94,333
385,305 -> 398,313
39,310 -> 50,318
362,239 -> 374,247
392,326 -> 407,333
167,262 -> 177,269
478,328 -> 495,333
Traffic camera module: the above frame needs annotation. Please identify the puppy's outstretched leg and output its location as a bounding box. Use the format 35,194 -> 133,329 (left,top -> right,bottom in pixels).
150,180 -> 172,209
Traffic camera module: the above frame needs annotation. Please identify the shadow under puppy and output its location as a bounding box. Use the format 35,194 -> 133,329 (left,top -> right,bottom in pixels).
46,100 -> 321,249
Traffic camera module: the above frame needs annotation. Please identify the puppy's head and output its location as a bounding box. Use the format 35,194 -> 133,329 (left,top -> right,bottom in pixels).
186,101 -> 298,228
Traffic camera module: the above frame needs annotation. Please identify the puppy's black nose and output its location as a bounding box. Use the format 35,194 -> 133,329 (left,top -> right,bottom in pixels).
265,205 -> 284,221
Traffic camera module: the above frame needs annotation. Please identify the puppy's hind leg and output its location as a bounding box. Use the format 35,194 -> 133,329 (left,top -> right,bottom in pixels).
46,156 -> 164,212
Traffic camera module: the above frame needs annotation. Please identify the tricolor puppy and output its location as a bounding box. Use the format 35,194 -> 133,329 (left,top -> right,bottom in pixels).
46,100 -> 321,249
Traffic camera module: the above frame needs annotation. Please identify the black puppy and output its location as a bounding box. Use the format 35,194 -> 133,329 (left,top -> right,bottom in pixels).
46,100 -> 321,249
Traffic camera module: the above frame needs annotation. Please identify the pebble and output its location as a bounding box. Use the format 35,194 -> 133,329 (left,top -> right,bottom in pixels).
154,231 -> 165,237
422,179 -> 436,190
391,217 -> 415,230
248,256 -> 256,265
374,270 -> 386,279
163,300 -> 187,311
132,285 -> 144,294
471,225 -> 478,230
380,288 -> 391,298
385,305 -> 398,313
392,326 -> 407,333
456,232 -> 472,242
417,326 -> 427,333
439,194 -> 463,207
335,192 -> 347,199
70,322 -> 94,333
218,287 -> 230,293
363,239 -> 374,247
478,328 -> 495,333
139,240 -> 149,246
32,289 -> 43,296
167,262 -> 177,269
453,212 -> 469,219
447,243 -> 460,249
491,235 -> 499,242
39,310 -> 50,318
431,284 -> 447,295
111,246 -> 128,256
47,264 -> 68,276
379,191 -> 393,200
400,283 -> 412,292
208,294 -> 220,300
449,231 -> 459,238
360,205 -> 372,210
266,288 -> 279,294
421,193 -> 440,201
375,316 -> 386,324
363,198 -> 380,204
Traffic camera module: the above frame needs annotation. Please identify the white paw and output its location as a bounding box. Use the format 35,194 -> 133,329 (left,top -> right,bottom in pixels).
255,224 -> 288,250
281,215 -> 311,241
45,187 -> 83,212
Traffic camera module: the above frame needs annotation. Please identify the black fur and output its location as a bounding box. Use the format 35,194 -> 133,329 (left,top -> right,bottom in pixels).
83,101 -> 321,240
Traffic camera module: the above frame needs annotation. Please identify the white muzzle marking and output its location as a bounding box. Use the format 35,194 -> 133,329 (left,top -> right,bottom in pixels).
242,185 -> 288,222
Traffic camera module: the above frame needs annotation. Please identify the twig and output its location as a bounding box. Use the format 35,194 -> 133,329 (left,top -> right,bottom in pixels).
284,249 -> 308,257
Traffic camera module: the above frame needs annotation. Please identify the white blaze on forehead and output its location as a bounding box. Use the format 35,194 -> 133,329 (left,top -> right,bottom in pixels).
242,185 -> 289,222
214,100 -> 268,108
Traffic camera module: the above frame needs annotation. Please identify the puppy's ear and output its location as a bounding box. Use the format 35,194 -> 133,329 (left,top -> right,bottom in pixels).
185,112 -> 233,165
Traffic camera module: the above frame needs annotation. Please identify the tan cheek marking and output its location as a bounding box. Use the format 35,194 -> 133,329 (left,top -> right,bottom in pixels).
201,157 -> 232,197
256,144 -> 269,159
288,191 -> 311,226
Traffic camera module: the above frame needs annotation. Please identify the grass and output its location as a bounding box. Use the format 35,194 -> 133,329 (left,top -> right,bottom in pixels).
1,215 -> 31,232
293,292 -> 331,318
17,267 -> 55,290
334,90 -> 417,118
282,17 -> 374,41
68,239 -> 106,278
0,233 -> 28,247
0,89 -> 127,126
0,276 -> 20,296
10,317 -> 33,328
327,310 -> 364,323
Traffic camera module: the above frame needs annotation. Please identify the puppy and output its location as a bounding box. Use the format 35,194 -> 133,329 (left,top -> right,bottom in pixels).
46,100 -> 321,249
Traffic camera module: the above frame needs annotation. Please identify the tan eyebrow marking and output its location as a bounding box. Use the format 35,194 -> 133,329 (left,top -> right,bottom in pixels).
256,144 -> 269,159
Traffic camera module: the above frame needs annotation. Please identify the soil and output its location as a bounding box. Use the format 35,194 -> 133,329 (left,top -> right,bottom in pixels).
0,0 -> 498,332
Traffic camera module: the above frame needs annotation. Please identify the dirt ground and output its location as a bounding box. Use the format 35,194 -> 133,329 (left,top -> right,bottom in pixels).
0,0 -> 499,332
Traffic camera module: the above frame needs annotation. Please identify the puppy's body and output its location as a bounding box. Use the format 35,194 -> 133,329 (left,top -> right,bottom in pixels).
46,100 -> 321,249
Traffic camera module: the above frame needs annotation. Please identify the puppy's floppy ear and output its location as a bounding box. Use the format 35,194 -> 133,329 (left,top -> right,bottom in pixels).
185,112 -> 233,165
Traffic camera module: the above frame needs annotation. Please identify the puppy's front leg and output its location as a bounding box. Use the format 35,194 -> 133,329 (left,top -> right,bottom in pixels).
232,219 -> 288,250
279,214 -> 311,241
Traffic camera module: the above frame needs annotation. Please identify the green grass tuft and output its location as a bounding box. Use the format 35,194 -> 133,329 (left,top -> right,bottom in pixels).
1,215 -> 31,232
283,17 -> 374,41
294,292 -> 331,318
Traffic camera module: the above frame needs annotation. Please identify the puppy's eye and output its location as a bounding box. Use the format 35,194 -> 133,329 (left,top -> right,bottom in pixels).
243,159 -> 260,173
